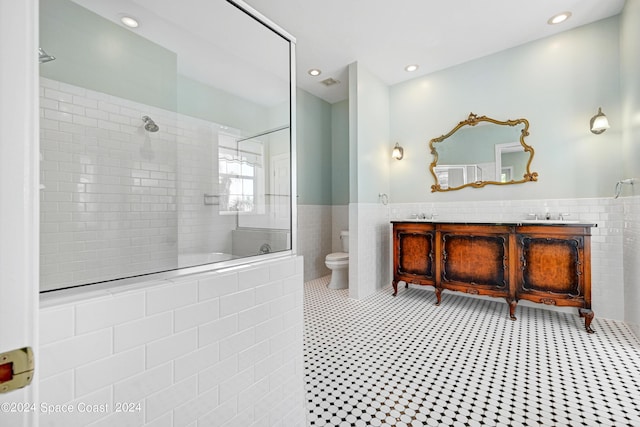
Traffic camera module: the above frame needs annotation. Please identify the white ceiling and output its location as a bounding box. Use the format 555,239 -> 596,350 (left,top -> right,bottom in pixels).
244,0 -> 625,104
71,0 -> 625,106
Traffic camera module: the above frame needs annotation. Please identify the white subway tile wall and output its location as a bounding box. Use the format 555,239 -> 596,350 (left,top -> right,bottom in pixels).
623,195 -> 640,338
39,256 -> 305,427
331,205 -> 349,253
349,203 -> 391,300
40,77 -> 236,291
296,205 -> 332,281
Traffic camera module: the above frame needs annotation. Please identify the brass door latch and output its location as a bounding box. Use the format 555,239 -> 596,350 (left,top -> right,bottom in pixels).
0,347 -> 34,393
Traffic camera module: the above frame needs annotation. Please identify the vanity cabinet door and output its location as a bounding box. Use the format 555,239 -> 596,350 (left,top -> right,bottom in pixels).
393,223 -> 436,290
439,224 -> 511,297
515,226 -> 591,308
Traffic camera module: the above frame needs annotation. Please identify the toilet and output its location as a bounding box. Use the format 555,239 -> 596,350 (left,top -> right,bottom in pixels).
325,230 -> 349,289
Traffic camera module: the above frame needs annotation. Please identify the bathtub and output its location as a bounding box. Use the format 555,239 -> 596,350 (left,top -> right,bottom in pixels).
177,252 -> 235,268
232,228 -> 290,256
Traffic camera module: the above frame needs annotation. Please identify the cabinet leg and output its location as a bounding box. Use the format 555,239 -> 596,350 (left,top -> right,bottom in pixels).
506,298 -> 517,321
435,288 -> 442,306
392,280 -> 398,296
579,308 -> 595,334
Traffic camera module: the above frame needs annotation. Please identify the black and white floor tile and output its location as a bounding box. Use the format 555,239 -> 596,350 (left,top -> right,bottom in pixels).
304,276 -> 640,427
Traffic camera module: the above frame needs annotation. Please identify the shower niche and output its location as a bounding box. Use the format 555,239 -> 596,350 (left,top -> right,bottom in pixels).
39,0 -> 295,292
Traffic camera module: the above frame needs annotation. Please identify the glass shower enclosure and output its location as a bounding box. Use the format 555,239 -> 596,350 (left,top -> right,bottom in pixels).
39,0 -> 295,292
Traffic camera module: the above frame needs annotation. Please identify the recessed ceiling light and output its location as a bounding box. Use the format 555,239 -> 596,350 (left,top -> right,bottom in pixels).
548,12 -> 572,25
405,64 -> 419,72
120,15 -> 139,28
308,69 -> 322,77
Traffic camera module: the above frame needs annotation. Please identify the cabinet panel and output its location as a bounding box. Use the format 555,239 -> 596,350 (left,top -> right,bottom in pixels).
519,236 -> 582,296
392,224 -> 436,296
398,232 -> 434,277
442,234 -> 507,290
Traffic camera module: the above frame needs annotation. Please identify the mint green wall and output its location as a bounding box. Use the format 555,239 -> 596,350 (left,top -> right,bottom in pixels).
331,100 -> 349,205
349,62 -> 390,203
389,17 -> 622,202
177,76 -> 270,134
294,91 -> 348,206
296,88 -> 332,205
621,1 -> 640,182
40,0 -> 177,111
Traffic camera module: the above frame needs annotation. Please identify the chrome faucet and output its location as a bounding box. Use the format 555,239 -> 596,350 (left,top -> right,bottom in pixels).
410,213 -> 436,220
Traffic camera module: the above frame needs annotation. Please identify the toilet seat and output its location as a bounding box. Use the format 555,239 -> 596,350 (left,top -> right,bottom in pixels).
326,252 -> 348,262
325,231 -> 349,290
325,252 -> 349,290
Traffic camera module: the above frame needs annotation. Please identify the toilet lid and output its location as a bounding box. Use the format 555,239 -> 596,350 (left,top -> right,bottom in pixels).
326,252 -> 349,262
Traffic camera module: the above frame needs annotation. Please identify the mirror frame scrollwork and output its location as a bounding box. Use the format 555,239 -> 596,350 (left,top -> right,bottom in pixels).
428,112 -> 538,192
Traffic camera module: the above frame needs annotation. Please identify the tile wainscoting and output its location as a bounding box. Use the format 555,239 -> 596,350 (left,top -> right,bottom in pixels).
623,195 -> 640,338
39,256 -> 305,427
296,205 -> 332,282
349,203 -> 392,300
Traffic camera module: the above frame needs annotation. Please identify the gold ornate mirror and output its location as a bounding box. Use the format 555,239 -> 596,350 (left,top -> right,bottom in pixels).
428,113 -> 538,192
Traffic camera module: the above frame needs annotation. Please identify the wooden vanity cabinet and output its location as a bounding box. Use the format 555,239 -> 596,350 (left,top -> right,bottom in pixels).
391,221 -> 595,333
392,222 -> 436,296
515,225 -> 594,333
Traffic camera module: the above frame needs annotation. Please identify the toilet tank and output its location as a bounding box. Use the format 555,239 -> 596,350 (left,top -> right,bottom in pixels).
340,230 -> 349,252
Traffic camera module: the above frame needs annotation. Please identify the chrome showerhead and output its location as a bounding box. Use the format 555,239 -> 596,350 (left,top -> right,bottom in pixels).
38,47 -> 56,64
142,115 -> 159,132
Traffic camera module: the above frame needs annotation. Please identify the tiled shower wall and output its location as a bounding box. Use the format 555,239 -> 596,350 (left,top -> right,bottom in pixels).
39,256 -> 305,427
40,77 -> 234,291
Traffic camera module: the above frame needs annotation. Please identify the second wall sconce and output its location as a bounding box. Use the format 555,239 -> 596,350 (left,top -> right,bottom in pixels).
392,142 -> 404,160
590,107 -> 610,134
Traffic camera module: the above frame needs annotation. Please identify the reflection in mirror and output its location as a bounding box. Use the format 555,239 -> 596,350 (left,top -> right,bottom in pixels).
495,142 -> 528,183
39,0 -> 293,291
429,113 -> 537,192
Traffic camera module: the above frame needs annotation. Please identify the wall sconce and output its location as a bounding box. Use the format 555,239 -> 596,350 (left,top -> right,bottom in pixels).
590,107 -> 610,134
392,143 -> 404,160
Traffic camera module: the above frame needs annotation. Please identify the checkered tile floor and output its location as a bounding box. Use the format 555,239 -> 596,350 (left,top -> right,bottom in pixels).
304,276 -> 640,427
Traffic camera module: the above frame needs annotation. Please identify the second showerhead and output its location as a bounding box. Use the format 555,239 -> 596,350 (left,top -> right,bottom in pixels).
142,115 -> 159,132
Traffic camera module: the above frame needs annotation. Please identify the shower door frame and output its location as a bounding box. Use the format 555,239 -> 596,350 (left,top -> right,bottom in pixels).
0,0 -> 39,424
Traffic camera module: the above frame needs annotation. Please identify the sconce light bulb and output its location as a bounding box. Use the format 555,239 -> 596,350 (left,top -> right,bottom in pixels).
392,143 -> 404,160
590,107 -> 610,134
